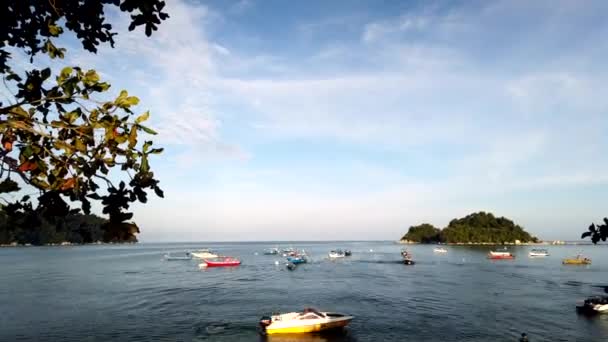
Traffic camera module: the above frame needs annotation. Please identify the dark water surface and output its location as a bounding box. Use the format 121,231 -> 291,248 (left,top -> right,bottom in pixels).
1,242 -> 608,341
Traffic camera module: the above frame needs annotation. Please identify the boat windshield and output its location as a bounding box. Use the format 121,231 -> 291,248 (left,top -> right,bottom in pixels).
302,308 -> 324,317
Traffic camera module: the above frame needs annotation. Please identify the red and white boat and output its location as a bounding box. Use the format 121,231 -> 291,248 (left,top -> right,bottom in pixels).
488,251 -> 514,260
200,256 -> 241,267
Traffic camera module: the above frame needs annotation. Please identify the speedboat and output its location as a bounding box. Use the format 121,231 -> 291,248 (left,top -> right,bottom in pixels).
164,252 -> 192,261
433,247 -> 448,254
200,256 -> 241,267
563,254 -> 591,265
191,249 -> 219,259
328,250 -> 345,258
287,255 -> 307,264
529,249 -> 549,257
488,251 -> 514,259
577,296 -> 608,314
264,248 -> 279,255
259,308 -> 353,335
401,250 -> 415,265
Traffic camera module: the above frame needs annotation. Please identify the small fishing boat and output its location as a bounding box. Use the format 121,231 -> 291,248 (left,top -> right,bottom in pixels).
201,256 -> 241,267
433,247 -> 448,254
164,252 -> 192,261
401,250 -> 415,265
328,250 -> 346,258
191,249 -> 219,259
287,255 -> 307,264
563,254 -> 591,265
576,296 -> 608,314
488,251 -> 514,259
259,308 -> 353,335
529,249 -> 549,257
264,248 -> 279,255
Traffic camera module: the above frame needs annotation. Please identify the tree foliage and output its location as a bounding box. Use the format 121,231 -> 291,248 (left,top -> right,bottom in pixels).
401,223 -> 441,243
0,1 -> 170,243
581,218 -> 608,244
401,212 -> 538,244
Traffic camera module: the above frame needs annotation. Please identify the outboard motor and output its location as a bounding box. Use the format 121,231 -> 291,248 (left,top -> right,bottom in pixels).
259,316 -> 272,334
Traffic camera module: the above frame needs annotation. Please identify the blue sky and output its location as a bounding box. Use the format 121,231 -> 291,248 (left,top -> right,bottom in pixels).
15,0 -> 608,241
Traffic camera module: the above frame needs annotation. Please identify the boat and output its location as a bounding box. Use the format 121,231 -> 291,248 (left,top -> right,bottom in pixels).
488,250 -> 514,259
286,262 -> 297,271
287,255 -> 307,264
576,296 -> 608,314
529,249 -> 549,257
433,247 -> 448,254
259,308 -> 353,335
328,250 -> 346,258
191,249 -> 219,259
201,256 -> 241,267
164,252 -> 192,261
401,250 -> 415,265
563,254 -> 591,265
264,248 -> 279,255
344,250 -> 352,256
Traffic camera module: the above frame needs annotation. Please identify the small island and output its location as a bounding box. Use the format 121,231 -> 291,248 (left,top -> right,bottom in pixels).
400,211 -> 539,245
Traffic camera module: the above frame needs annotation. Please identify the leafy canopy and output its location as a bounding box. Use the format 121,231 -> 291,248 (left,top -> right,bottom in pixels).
0,1 -> 170,243
581,218 -> 608,244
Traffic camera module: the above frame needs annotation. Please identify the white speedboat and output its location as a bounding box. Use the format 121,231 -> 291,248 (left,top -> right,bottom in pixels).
577,296 -> 608,314
433,247 -> 448,254
529,249 -> 549,257
191,249 -> 218,259
328,250 -> 345,258
259,308 -> 353,335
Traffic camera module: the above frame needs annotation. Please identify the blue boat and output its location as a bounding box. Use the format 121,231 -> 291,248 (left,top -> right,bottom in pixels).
287,256 -> 307,264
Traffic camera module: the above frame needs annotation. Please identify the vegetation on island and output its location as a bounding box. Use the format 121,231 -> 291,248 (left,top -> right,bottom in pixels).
582,218 -> 608,244
0,1 -> 169,245
401,212 -> 538,244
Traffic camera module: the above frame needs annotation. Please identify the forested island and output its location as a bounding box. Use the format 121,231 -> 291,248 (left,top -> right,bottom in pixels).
0,210 -> 138,246
400,212 -> 539,244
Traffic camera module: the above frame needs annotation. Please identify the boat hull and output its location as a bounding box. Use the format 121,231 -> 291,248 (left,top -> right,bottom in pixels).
265,317 -> 352,334
191,252 -> 218,259
563,259 -> 591,265
488,255 -> 514,260
287,257 -> 307,264
203,259 -> 241,267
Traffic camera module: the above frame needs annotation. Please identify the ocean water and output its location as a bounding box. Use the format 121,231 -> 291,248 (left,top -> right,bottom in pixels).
1,242 -> 608,341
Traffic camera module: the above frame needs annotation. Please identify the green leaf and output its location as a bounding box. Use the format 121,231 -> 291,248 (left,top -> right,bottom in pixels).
143,141 -> 152,153
48,24 -> 63,36
41,68 -> 51,80
149,148 -> 164,154
141,155 -> 149,172
75,139 -> 87,153
128,127 -> 138,149
138,125 -> 158,135
135,111 -> 149,124
9,106 -> 28,117
84,70 -> 100,85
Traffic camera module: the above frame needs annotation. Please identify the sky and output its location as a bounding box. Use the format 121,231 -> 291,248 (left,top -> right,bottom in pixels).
11,0 -> 608,241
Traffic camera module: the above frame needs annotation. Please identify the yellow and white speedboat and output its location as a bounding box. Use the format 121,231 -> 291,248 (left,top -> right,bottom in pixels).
259,308 -> 353,335
190,249 -> 218,259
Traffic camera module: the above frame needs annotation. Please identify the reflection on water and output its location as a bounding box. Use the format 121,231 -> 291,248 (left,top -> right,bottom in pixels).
263,330 -> 356,342
1,242 -> 608,341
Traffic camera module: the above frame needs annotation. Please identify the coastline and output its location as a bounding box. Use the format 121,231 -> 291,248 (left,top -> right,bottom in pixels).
397,240 -> 579,246
0,241 -> 137,247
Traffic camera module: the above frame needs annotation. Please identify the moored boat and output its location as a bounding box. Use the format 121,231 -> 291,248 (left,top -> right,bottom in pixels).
259,308 -> 353,335
201,256 -> 241,267
191,249 -> 219,259
529,249 -> 549,257
563,254 -> 591,265
287,255 -> 307,264
488,251 -> 514,259
263,248 -> 279,255
433,247 -> 448,254
328,250 -> 346,258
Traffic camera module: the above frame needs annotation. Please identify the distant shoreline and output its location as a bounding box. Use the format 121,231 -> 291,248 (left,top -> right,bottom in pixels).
0,241 -> 137,248
397,240 -> 590,246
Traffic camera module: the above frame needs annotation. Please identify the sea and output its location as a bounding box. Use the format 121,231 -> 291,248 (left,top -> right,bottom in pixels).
1,242 -> 607,341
